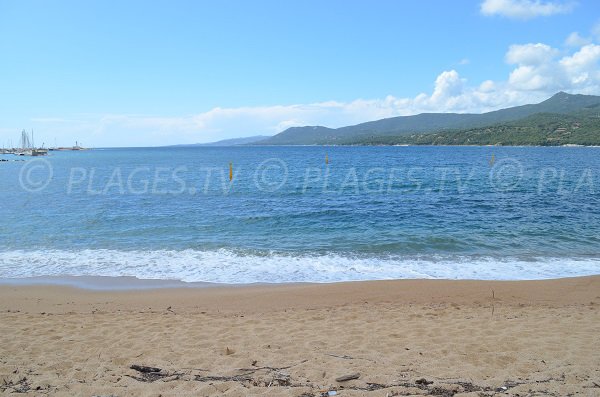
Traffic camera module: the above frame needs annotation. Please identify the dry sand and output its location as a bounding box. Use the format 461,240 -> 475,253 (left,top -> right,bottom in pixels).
0,277 -> 599,396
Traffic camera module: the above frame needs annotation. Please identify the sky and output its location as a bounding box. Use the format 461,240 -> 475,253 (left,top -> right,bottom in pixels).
1,0 -> 600,147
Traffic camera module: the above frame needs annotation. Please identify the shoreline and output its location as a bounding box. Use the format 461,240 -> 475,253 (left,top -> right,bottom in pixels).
0,275 -> 221,291
2,251 -> 599,285
0,275 -> 600,313
1,273 -> 600,291
1,275 -> 598,313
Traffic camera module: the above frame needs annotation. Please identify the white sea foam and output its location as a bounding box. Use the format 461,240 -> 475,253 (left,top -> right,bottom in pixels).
0,249 -> 599,284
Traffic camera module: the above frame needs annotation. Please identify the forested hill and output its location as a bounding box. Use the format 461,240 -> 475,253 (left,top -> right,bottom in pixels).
255,92 -> 600,146
353,110 -> 600,146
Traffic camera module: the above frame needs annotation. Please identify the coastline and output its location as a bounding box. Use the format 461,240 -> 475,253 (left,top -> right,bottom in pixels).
1,276 -> 599,396
1,272 -> 600,292
1,275 -> 599,310
0,275 -> 219,291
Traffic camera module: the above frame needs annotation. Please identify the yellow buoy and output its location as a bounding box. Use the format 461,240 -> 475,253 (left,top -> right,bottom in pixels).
489,153 -> 495,166
229,162 -> 233,181
325,154 -> 329,165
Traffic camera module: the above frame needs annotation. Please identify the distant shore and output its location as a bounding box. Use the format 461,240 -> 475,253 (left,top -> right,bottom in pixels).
1,276 -> 598,396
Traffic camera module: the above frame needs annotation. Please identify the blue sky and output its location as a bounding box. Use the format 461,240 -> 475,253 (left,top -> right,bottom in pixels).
1,0 -> 600,147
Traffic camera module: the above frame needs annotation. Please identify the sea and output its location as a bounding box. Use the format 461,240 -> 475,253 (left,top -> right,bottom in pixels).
1,146 -> 599,284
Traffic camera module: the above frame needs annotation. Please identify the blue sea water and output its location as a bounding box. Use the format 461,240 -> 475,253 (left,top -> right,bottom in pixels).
1,146 -> 599,283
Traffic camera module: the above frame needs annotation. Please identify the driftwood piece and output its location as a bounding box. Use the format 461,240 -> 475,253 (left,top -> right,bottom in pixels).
415,378 -> 433,385
128,364 -> 179,383
130,364 -> 161,373
195,373 -> 253,382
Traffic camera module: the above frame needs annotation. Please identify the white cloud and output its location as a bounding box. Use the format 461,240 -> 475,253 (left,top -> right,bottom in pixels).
505,43 -> 563,90
565,32 -> 591,47
480,0 -> 576,20
505,43 -> 559,65
18,32 -> 600,147
501,42 -> 600,92
560,44 -> 600,87
479,80 -> 496,92
431,70 -> 465,103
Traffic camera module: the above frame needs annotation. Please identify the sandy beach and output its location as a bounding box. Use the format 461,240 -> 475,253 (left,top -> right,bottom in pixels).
0,277 -> 599,396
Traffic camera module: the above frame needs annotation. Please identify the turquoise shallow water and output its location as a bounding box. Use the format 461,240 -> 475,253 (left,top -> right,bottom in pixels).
1,146 -> 599,282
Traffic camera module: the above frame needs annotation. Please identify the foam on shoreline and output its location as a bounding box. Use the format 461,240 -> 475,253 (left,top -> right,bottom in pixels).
1,248 -> 599,287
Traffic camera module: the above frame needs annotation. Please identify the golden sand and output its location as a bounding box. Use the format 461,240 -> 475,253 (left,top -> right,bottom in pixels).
1,277 -> 599,396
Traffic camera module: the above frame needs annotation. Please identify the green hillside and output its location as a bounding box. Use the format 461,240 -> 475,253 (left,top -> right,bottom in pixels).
353,110 -> 600,146
256,92 -> 600,145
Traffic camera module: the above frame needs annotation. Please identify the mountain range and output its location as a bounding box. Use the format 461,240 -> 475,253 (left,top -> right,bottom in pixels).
254,92 -> 600,146
170,135 -> 270,147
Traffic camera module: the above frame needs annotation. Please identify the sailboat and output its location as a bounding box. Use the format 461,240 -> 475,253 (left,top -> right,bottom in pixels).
14,129 -> 48,156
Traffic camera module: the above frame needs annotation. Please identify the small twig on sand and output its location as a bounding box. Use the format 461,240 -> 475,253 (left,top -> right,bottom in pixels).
326,353 -> 354,360
326,353 -> 375,362
180,367 -> 209,372
237,359 -> 308,373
